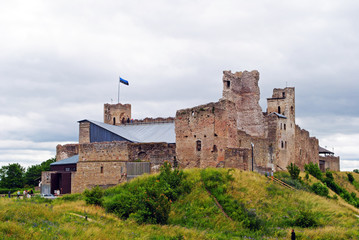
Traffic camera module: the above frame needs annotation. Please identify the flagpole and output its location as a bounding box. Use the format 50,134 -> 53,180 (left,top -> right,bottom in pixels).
118,76 -> 120,103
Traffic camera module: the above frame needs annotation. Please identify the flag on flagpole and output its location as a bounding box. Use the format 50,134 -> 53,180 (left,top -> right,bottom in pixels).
119,77 -> 129,85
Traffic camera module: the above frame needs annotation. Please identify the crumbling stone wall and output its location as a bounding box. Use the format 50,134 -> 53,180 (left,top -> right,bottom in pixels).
294,125 -> 319,170
56,144 -> 79,161
128,143 -> 176,172
175,100 -> 237,168
222,70 -> 265,137
104,103 -> 131,126
223,148 -> 249,169
131,117 -> 174,124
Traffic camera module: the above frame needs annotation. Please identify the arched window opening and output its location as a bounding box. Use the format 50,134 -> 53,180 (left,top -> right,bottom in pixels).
113,117 -> 116,125
281,141 -> 284,149
282,92 -> 285,98
196,140 -> 201,151
100,166 -> 104,173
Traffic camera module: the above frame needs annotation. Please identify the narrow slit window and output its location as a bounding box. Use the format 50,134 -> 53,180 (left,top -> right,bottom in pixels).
278,106 -> 281,114
113,117 -> 116,125
100,166 -> 104,173
196,140 -> 201,151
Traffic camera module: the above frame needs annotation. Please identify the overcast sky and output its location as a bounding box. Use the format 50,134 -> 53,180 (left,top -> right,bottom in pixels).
0,0 -> 358,171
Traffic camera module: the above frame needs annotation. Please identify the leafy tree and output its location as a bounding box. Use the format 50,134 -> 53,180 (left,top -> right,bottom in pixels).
287,163 -> 300,180
24,157 -> 55,187
0,163 -> 25,189
354,169 -> 359,174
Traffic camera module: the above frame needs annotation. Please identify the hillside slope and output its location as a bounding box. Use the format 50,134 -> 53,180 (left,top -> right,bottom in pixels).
0,169 -> 358,240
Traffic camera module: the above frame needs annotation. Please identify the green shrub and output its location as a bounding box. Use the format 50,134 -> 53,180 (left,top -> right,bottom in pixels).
325,171 -> 334,181
287,163 -> 300,180
293,209 -> 318,228
103,162 -> 189,225
304,163 -> 323,180
84,186 -> 104,206
311,182 -> 329,197
347,173 -> 355,183
353,169 -> 359,174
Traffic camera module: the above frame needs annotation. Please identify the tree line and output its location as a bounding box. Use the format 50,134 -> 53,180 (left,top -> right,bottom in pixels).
0,158 -> 55,192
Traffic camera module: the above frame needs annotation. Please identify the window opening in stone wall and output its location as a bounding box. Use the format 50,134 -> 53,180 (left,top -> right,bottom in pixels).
284,124 -> 286,130
282,92 -> 285,98
281,141 -> 284,149
212,145 -> 218,152
280,123 -> 282,129
113,117 -> 116,125
285,141 -> 287,149
300,149 -> 302,155
100,166 -> 103,173
65,168 -> 70,172
291,106 -> 294,114
278,106 -> 281,114
225,80 -> 231,88
196,140 -> 201,151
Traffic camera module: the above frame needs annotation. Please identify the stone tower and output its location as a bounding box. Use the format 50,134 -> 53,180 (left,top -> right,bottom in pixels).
267,87 -> 296,169
221,70 -> 265,137
104,103 -> 131,125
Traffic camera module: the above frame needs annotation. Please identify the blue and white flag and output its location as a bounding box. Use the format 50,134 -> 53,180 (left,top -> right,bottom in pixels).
119,77 -> 129,85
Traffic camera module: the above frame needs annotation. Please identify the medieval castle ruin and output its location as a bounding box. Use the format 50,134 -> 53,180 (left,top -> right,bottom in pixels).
41,70 -> 340,194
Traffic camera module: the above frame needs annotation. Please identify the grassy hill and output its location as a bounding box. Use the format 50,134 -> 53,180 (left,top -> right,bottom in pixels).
0,168 -> 358,239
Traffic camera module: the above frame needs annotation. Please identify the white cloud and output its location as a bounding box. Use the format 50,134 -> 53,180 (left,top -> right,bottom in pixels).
0,0 -> 358,169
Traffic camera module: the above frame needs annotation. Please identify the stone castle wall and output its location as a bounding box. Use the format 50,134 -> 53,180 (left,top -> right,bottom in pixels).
294,125 -> 319,170
128,143 -> 176,172
71,141 -> 176,193
175,100 -> 237,168
320,155 -> 340,172
56,144 -> 79,161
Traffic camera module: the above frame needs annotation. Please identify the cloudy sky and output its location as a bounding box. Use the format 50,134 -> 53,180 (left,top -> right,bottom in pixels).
0,0 -> 358,171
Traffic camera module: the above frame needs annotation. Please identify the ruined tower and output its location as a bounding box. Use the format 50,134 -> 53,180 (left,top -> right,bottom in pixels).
104,103 -> 131,125
221,70 -> 265,137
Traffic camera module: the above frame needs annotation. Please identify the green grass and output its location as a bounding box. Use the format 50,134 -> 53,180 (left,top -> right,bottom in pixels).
0,169 -> 358,239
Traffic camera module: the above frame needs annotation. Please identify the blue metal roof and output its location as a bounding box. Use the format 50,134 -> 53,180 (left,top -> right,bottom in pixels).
80,120 -> 176,143
51,155 -> 79,166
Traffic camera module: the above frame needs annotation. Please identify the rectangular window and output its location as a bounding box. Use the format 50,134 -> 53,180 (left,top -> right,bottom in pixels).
196,140 -> 201,151
100,166 -> 104,173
